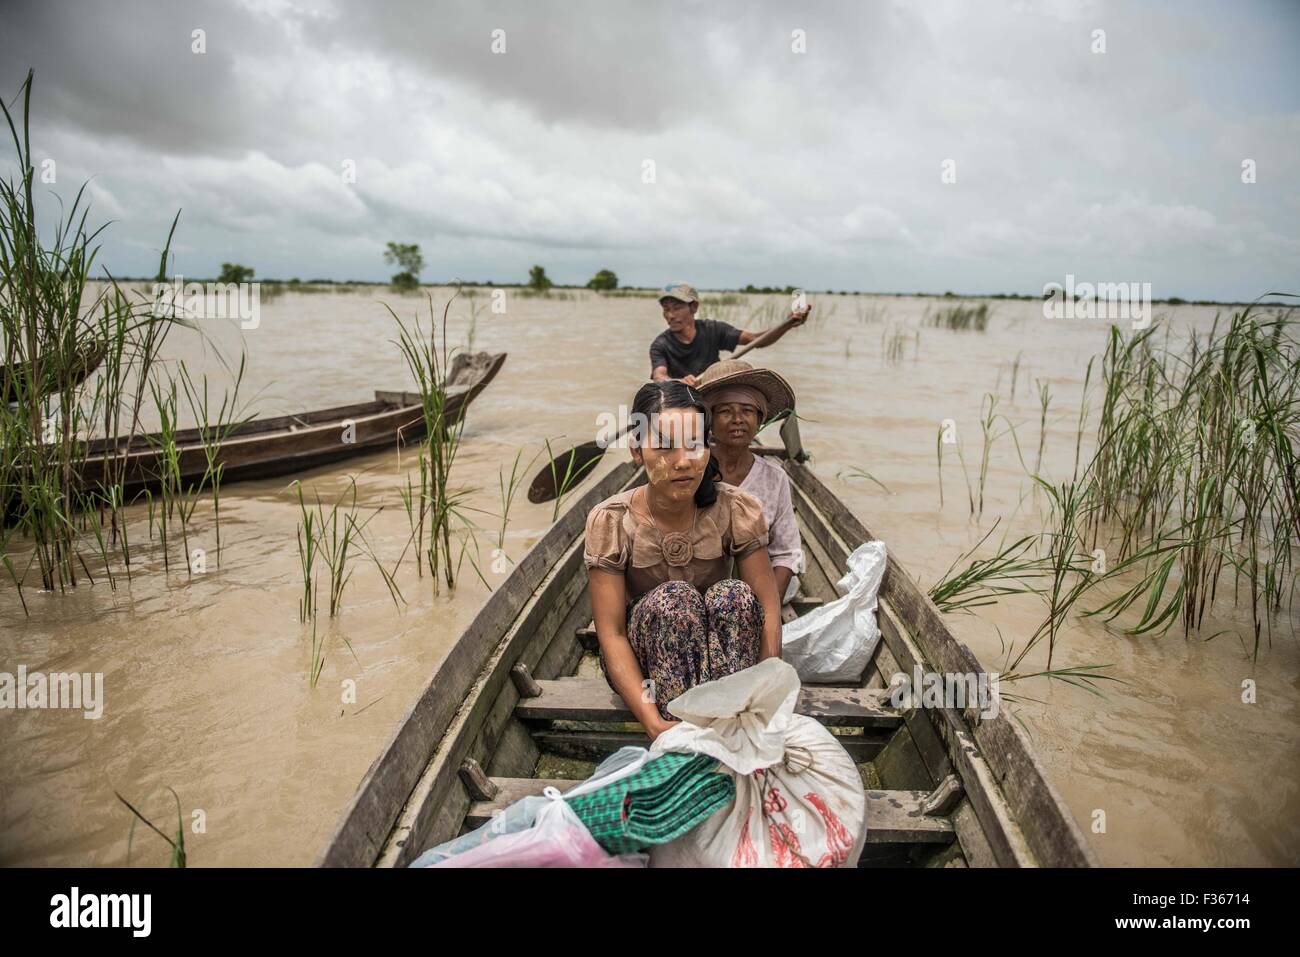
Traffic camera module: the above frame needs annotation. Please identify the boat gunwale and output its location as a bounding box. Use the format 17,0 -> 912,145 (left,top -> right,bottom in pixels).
782,458 -> 1098,868
314,459 -> 637,867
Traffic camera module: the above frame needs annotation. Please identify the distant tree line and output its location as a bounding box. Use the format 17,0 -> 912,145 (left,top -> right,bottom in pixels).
153,254 -> 1247,306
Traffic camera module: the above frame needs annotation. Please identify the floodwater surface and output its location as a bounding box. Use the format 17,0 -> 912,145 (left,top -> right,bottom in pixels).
1,287 -> 1296,866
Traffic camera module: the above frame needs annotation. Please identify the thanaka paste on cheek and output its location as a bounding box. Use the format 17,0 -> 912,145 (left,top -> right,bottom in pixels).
644,455 -> 673,484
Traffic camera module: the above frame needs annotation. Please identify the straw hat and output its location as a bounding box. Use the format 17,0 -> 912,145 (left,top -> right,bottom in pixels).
696,359 -> 795,423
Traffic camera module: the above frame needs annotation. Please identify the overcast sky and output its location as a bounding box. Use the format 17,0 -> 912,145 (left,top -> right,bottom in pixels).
3,0 -> 1298,299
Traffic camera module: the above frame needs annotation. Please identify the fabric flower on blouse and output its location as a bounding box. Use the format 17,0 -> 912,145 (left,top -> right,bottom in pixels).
583,482 -> 769,600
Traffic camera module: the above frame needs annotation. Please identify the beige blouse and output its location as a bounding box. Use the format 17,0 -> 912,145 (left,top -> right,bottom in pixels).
583,482 -> 770,600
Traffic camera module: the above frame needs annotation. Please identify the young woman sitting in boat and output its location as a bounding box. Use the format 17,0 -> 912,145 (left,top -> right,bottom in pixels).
696,360 -> 805,606
583,380 -> 784,739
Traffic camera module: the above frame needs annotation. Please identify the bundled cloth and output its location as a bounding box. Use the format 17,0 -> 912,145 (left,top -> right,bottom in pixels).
410,746 -> 721,868
565,751 -> 735,854
650,658 -> 867,868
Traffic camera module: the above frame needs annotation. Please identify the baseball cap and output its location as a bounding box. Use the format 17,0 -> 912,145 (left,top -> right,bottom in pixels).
658,282 -> 699,304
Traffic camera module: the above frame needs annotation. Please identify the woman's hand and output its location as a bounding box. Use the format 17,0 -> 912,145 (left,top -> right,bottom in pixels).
647,716 -> 682,739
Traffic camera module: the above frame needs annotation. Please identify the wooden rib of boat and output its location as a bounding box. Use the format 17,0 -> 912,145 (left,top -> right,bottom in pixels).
77,351 -> 506,499
1,340 -> 108,403
317,441 -> 1097,868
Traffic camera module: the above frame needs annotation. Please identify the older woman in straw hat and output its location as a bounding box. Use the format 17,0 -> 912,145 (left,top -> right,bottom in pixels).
698,359 -> 804,605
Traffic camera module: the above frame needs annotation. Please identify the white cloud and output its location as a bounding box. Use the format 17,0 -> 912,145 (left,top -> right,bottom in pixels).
0,0 -> 1295,298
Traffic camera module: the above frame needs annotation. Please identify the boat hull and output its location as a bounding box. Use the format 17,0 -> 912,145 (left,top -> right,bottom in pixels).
77,351 -> 507,500
317,445 -> 1096,868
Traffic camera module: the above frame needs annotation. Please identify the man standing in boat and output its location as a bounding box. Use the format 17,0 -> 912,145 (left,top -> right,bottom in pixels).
650,282 -> 811,386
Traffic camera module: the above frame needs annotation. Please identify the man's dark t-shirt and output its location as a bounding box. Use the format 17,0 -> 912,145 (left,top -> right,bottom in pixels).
649,319 -> 742,379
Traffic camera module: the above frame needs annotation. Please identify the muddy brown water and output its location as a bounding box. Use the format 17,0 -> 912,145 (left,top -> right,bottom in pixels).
1,287 -> 1296,866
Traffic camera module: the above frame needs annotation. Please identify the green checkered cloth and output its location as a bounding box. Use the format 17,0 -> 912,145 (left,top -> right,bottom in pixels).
564,751 -> 735,854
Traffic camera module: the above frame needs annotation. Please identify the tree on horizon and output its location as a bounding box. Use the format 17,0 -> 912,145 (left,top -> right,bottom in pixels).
528,265 -> 552,293
385,242 -> 424,291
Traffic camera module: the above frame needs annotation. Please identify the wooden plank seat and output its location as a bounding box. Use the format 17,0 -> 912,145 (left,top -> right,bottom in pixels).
515,677 -> 902,730
529,727 -> 888,763
463,777 -> 956,845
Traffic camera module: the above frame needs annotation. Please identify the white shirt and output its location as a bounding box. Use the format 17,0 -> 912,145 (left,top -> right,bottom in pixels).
736,453 -> 804,600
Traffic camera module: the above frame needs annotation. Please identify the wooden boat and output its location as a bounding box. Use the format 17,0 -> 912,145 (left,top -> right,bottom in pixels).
77,351 -> 506,499
1,340 -> 108,403
317,437 -> 1097,868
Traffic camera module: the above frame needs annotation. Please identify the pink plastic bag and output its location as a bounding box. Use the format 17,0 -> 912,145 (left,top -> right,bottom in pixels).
433,788 -> 648,868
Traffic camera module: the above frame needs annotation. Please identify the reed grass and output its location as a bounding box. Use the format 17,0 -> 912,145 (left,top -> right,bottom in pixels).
747,299 -> 783,330
881,323 -> 911,365
973,393 -> 1030,519
178,355 -> 251,565
1017,476 -> 1100,670
144,373 -> 201,573
0,71 -> 193,603
389,292 -> 484,592
928,519 -> 1045,614
1005,350 -> 1025,400
927,302 -> 990,331
855,300 -> 887,325
290,476 -> 379,618
1033,378 -> 1052,476
839,467 -> 891,494
1077,304 -> 1299,652
934,420 -> 976,515
543,436 -> 601,521
701,293 -> 742,307
983,300 -> 1298,669
935,423 -> 946,509
117,788 -> 186,867
309,611 -> 325,687
497,446 -> 541,550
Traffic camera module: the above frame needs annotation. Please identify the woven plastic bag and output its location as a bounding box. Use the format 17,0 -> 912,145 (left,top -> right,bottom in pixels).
431,789 -> 647,868
649,658 -> 867,868
409,793 -> 549,867
411,747 -> 655,868
781,540 -> 886,683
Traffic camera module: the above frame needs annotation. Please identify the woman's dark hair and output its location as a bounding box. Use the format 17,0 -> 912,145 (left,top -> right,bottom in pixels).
630,380 -> 721,508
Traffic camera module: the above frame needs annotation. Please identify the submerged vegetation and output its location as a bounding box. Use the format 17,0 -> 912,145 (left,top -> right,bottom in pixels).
881,323 -> 918,365
929,301 -> 1299,672
117,788 -> 187,868
389,292 -> 488,593
0,72 -> 204,606
1079,306 -> 1299,652
927,302 -> 991,332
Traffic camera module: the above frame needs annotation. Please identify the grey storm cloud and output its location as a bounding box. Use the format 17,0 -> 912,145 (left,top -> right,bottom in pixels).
1,0 -> 1298,299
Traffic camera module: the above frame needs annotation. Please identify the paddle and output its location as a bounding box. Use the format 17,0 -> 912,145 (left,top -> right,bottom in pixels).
729,313 -> 800,360
526,312 -> 807,504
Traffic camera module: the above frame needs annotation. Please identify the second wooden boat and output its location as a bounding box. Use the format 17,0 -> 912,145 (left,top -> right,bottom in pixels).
1,340 -> 108,403
78,351 -> 506,499
317,437 -> 1097,868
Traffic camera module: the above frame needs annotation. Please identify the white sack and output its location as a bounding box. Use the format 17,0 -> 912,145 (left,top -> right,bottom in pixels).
649,658 -> 866,868
781,540 -> 887,683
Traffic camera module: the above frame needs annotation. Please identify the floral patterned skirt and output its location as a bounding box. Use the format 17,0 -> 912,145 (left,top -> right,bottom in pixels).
600,578 -> 764,721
